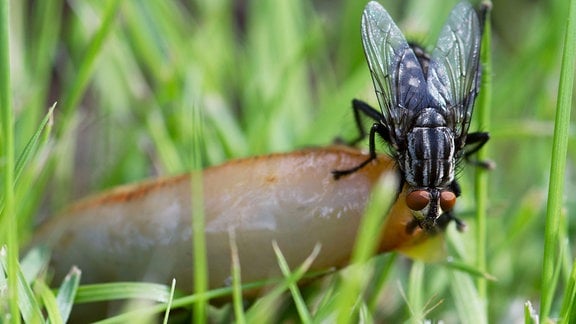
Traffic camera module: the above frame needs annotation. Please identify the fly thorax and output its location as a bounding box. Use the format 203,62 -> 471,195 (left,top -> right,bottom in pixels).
403,113 -> 455,187
413,108 -> 447,127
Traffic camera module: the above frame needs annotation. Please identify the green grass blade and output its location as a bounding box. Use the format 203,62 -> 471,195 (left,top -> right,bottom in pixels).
94,280 -> 269,323
450,270 -> 487,324
349,174 -> 398,263
559,259 -> 576,323
37,279 -> 62,324
0,247 -> 44,323
74,282 -> 173,304
443,259 -> 496,281
190,96 -> 208,323
19,247 -> 50,284
145,109 -> 187,173
14,103 -> 55,185
162,279 -> 176,324
0,100 -> 54,218
474,1 -> 493,305
335,174 -> 397,323
524,301 -> 538,324
54,267 -> 81,323
245,244 -> 320,322
365,253 -> 397,312
57,0 -> 121,132
539,0 -> 576,320
28,0 -> 63,81
407,261 -> 425,322
272,241 -> 314,324
0,0 -> 18,320
229,230 -> 247,324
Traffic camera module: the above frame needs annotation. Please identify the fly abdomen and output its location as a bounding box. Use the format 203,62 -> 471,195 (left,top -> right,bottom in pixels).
404,126 -> 455,187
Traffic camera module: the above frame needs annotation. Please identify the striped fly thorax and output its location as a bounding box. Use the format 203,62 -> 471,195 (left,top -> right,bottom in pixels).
403,108 -> 455,188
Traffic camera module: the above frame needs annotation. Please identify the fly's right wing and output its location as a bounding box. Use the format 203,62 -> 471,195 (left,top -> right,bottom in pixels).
426,2 -> 482,147
361,1 -> 428,147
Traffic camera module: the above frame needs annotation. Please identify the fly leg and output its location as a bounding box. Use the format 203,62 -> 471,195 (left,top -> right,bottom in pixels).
332,121 -> 388,180
336,99 -> 383,146
436,211 -> 466,232
406,213 -> 464,234
463,132 -> 494,169
332,99 -> 390,179
464,132 -> 489,155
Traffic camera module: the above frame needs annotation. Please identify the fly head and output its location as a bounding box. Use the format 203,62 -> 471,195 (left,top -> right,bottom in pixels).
405,187 -> 456,233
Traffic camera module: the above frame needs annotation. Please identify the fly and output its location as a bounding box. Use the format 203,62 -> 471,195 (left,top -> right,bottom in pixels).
333,1 -> 490,233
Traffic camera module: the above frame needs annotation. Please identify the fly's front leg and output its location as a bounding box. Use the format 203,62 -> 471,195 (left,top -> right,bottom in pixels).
332,122 -> 387,180
450,180 -> 462,197
404,210 -> 466,234
464,132 -> 489,156
335,99 -> 383,146
463,132 -> 494,169
436,210 -> 466,232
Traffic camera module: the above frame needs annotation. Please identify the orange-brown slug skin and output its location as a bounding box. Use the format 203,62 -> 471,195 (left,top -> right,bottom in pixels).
31,145 -> 439,294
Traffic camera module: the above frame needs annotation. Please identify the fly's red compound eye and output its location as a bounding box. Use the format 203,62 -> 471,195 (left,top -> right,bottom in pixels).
440,191 -> 456,211
406,190 -> 430,211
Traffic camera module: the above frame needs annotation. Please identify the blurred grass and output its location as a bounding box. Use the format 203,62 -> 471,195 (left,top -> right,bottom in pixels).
541,0 -> 576,320
474,0 -> 493,304
0,0 -> 574,322
0,0 -> 19,321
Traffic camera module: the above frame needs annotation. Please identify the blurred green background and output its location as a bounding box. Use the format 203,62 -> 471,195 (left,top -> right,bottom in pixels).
2,0 -> 574,321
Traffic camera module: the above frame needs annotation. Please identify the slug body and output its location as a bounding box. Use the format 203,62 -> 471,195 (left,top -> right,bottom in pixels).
32,146 -> 440,294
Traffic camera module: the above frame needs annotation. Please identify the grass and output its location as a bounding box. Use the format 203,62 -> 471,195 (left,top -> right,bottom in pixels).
0,0 -> 575,322
541,0 -> 576,320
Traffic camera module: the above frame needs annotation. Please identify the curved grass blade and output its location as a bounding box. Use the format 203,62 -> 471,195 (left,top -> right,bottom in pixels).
53,267 -> 81,323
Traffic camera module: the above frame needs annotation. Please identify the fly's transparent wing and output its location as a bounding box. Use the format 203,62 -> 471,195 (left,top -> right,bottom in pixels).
361,1 -> 428,145
427,2 -> 482,145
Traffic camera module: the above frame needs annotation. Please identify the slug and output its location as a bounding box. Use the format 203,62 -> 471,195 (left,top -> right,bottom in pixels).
31,145 -> 443,297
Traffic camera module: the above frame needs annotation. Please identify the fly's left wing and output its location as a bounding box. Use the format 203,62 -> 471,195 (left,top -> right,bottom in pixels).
427,2 -> 482,147
361,1 -> 428,147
